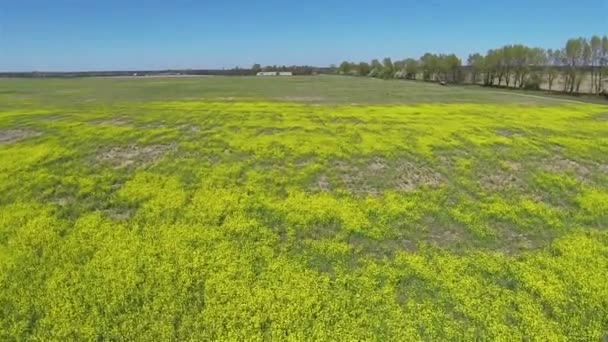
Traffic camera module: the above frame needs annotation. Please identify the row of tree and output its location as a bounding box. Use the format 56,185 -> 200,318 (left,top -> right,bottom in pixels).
338,54 -> 462,83
336,35 -> 608,94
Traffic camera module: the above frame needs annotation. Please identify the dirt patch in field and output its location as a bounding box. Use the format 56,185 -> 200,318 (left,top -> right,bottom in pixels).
53,196 -> 75,207
295,157 -> 315,168
504,161 -> 521,172
433,149 -> 470,169
428,229 -> 465,247
0,129 -> 41,144
593,112 -> 608,121
493,222 -> 548,254
368,157 -> 388,172
313,175 -> 331,192
332,160 -> 373,195
393,160 -> 443,192
279,96 -> 326,102
97,143 -> 177,169
104,208 -> 134,220
177,124 -> 200,133
499,230 -> 535,252
38,114 -> 66,122
480,171 -> 522,192
140,121 -> 168,129
542,155 -> 590,180
330,157 -> 444,195
479,160 -> 525,192
496,128 -> 525,138
257,127 -> 285,135
91,118 -> 131,126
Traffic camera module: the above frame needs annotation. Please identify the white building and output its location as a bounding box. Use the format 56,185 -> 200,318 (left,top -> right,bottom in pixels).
257,71 -> 277,76
256,71 -> 293,76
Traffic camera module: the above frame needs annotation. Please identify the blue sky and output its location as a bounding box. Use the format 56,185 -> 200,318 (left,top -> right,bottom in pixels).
1,0 -> 607,71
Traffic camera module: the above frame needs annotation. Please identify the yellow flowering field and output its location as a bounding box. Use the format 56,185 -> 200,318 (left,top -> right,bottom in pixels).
1,84 -> 607,340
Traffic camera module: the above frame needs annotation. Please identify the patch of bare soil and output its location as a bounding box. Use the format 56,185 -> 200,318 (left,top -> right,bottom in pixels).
433,150 -> 470,169
313,175 -> 331,192
500,231 -> 534,252
0,129 -> 41,144
97,143 -> 176,169
140,121 -> 168,129
493,223 -> 548,254
496,128 -> 525,138
52,196 -> 74,207
593,112 -> 608,121
330,157 -> 444,196
177,124 -> 200,133
480,171 -> 522,192
257,127 -> 284,135
393,160 -> 443,192
103,208 -> 134,220
504,161 -> 521,172
91,118 -> 131,126
479,160 -> 525,192
38,115 -> 65,122
295,157 -> 315,168
279,96 -> 326,102
332,160 -> 377,196
368,157 -> 388,172
428,229 -> 465,247
542,155 -> 590,180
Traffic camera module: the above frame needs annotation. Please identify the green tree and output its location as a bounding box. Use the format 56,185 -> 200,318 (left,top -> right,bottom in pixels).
564,38 -> 584,92
590,36 -> 602,93
381,57 -> 394,79
545,49 -> 560,91
602,36 -> 608,93
483,49 -> 500,85
420,53 -> 439,81
467,53 -> 484,84
405,59 -> 418,80
338,61 -> 352,75
369,59 -> 383,78
393,60 -> 406,78
445,54 -> 462,83
357,62 -> 371,76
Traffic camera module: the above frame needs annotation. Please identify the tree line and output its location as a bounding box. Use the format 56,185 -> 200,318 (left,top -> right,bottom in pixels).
337,35 -> 608,94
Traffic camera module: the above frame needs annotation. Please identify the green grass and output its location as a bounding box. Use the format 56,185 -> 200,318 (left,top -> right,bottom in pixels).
2,75 -> 605,106
0,77 -> 607,340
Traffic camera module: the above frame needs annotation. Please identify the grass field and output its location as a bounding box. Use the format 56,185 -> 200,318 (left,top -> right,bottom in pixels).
3,75 -> 606,105
1,76 -> 607,340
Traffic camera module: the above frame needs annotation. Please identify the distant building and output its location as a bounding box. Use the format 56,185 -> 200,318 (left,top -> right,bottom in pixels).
256,71 -> 293,76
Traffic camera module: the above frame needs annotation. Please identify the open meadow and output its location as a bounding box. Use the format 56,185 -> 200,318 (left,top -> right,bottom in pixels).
1,76 -> 607,340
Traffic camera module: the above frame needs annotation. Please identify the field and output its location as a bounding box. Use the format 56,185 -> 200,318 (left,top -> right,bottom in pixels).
1,76 -> 607,340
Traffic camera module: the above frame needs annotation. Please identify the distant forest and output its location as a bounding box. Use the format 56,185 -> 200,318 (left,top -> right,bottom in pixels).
337,35 -> 608,95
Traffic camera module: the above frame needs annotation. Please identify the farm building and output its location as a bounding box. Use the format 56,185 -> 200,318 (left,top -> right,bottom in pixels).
256,71 -> 293,76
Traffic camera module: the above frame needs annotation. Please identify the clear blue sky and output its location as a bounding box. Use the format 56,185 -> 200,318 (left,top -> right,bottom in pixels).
1,0 -> 607,71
